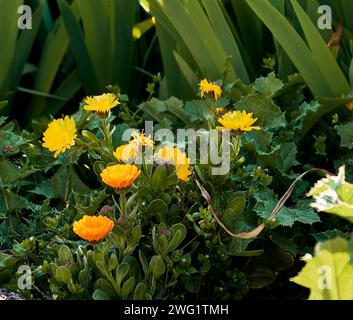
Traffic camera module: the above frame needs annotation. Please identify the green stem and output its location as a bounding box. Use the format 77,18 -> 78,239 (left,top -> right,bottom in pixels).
118,190 -> 127,217
64,163 -> 72,202
101,118 -> 114,153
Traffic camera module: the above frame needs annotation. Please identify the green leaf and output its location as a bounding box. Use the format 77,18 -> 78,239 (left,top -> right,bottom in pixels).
245,0 -> 333,97
148,255 -> 165,279
290,0 -> 350,97
145,199 -> 168,222
134,282 -> 148,300
168,223 -> 187,252
254,188 -> 321,227
235,93 -> 285,129
92,288 -> 111,300
0,0 -> 22,87
221,195 -> 246,227
55,266 -> 72,284
0,101 -> 8,111
254,72 -> 283,97
257,142 -> 299,174
121,277 -> 135,299
247,268 -> 276,289
291,237 -> 353,300
57,0 -> 100,93
337,122 -> 353,150
151,165 -> 167,191
58,245 -> 73,266
115,262 -> 129,290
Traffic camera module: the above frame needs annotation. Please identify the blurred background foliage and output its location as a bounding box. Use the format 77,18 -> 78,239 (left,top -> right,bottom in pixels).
1,0 -> 353,125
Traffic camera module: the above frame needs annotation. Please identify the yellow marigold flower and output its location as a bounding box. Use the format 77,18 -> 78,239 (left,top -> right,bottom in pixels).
101,164 -> 141,189
83,93 -> 119,114
155,146 -> 192,182
199,79 -> 222,101
73,215 -> 114,242
345,101 -> 353,111
42,116 -> 77,158
130,131 -> 155,149
113,143 -> 138,163
217,111 -> 261,132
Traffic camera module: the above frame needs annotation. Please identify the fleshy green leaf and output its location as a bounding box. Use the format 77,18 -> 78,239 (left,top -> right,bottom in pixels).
291,237 -> 353,300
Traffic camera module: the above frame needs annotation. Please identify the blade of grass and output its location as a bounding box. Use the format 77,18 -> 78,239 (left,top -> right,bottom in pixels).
0,0 -> 23,87
291,0 -> 350,96
202,0 -> 250,83
29,1 -> 81,119
58,0 -> 100,93
78,0 -> 110,85
110,0 -> 137,91
246,0 -> 333,97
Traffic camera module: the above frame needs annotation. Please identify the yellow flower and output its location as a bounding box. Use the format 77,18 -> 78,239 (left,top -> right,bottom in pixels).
73,215 -> 114,242
83,93 -> 119,114
113,132 -> 154,163
42,116 -> 77,158
217,111 -> 261,132
155,146 -> 192,182
113,143 -> 138,163
101,164 -> 141,189
345,101 -> 353,111
130,131 -> 155,149
199,79 -> 222,101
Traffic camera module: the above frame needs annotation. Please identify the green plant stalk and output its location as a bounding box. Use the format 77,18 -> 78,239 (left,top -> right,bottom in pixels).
231,134 -> 241,160
100,117 -> 114,154
117,189 -> 127,217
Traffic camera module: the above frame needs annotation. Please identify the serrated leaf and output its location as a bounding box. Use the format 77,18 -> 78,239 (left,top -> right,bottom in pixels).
254,188 -> 320,227
337,122 -> 353,150
235,93 -> 285,129
254,72 -> 283,97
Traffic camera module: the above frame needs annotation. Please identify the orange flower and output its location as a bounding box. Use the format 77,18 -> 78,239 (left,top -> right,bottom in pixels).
345,101 -> 353,111
100,164 -> 140,189
73,215 -> 114,242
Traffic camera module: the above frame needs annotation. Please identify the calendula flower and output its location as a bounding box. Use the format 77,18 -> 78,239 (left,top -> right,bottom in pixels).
130,131 -> 155,149
113,143 -> 138,163
155,146 -> 192,182
42,116 -> 77,158
345,101 -> 353,111
217,111 -> 261,132
101,164 -> 141,189
199,79 -> 222,101
114,131 -> 154,164
83,93 -> 119,114
73,215 -> 114,242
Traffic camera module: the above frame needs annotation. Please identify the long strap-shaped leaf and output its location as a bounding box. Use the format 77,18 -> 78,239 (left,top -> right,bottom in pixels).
291,0 -> 350,97
58,0 -> 100,93
195,168 -> 332,239
245,0 -> 335,97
